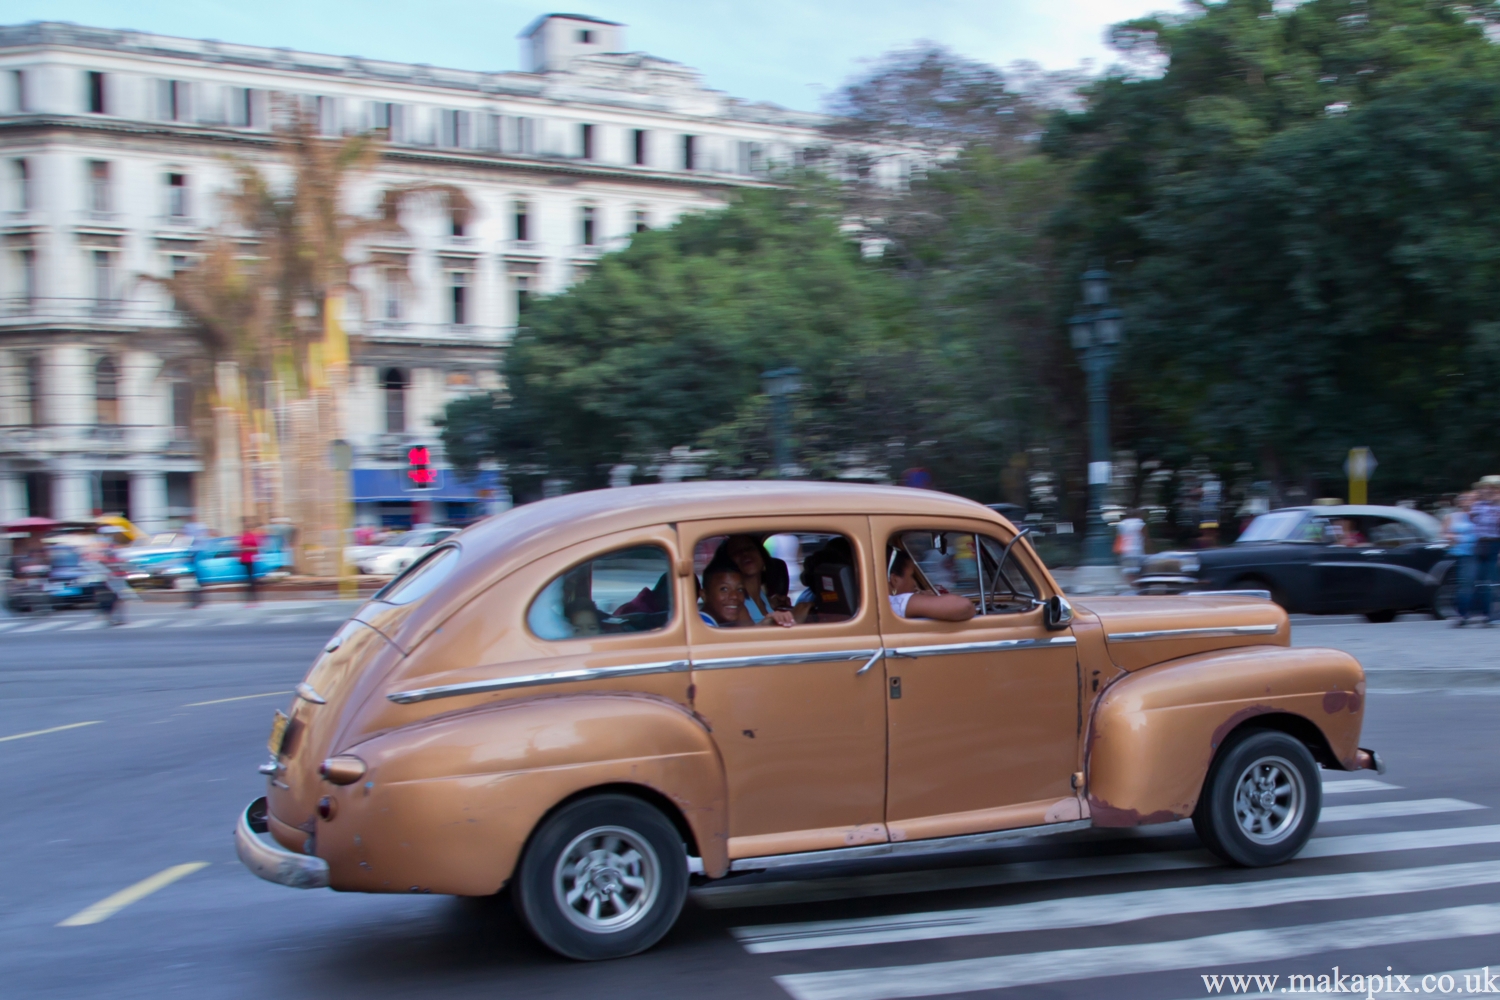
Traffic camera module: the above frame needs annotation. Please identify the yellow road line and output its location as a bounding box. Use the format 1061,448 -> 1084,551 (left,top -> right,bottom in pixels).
184,690 -> 292,707
58,863 -> 209,927
0,721 -> 101,743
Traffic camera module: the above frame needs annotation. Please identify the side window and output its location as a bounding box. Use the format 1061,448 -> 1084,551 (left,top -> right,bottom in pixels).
1367,518 -> 1419,548
891,530 -> 1037,616
692,531 -> 858,627
527,545 -> 673,640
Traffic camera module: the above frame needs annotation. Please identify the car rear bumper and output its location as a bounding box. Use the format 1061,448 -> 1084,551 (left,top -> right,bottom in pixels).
235,796 -> 329,890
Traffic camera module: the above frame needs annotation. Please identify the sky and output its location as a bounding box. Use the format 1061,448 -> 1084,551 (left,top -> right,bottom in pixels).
5,1 -> 1185,112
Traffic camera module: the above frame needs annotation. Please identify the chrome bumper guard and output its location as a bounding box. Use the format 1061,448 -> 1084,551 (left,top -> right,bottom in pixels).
235,796 -> 329,890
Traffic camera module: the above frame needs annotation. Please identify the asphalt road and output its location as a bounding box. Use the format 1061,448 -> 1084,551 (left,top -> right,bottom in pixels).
4,609 -> 1500,1000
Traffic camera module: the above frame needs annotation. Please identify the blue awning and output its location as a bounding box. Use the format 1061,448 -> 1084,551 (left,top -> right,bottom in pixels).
351,468 -> 500,502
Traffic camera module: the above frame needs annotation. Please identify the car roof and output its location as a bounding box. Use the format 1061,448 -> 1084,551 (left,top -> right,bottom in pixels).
1270,504 -> 1443,535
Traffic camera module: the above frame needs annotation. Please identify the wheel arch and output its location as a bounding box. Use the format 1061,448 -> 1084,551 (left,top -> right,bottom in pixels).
1211,711 -> 1341,772
523,781 -> 704,866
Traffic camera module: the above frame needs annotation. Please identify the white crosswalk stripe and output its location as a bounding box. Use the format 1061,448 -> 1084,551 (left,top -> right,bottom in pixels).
736,859 -> 1500,953
774,904 -> 1500,1000
725,769 -> 1500,1000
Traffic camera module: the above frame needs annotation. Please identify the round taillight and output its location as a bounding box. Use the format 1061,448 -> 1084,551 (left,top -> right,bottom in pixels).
317,796 -> 337,821
319,755 -> 366,785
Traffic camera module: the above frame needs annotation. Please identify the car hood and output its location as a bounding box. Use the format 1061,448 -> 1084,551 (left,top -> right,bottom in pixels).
1074,593 -> 1290,672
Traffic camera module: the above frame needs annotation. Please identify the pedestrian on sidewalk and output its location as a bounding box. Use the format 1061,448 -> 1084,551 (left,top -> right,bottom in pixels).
1471,478 -> 1500,626
239,521 -> 260,606
1445,491 -> 1480,626
1114,509 -> 1147,580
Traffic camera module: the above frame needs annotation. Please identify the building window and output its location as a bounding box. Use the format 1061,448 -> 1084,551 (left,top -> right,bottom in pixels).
25,355 -> 42,426
167,173 -> 188,219
86,71 -> 106,114
18,248 -> 36,303
580,123 -> 594,160
382,267 -> 403,320
450,210 -> 465,238
515,275 -> 532,321
160,79 -> 191,122
449,271 -> 470,325
11,70 -> 26,113
508,116 -> 535,154
100,472 -> 130,516
87,160 -> 111,215
683,134 -> 697,171
382,368 -> 408,434
166,471 -> 194,516
11,159 -> 30,211
95,356 -> 119,425
633,129 -> 647,166
171,380 -> 193,435
92,250 -> 115,307
633,210 -> 649,234
370,101 -> 403,142
578,28 -> 594,43
580,206 -> 596,246
514,201 -> 530,242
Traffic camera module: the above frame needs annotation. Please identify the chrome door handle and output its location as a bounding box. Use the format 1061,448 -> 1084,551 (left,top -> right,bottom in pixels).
855,649 -> 884,676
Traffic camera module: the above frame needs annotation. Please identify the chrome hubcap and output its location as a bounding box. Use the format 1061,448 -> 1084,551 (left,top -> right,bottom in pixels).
1232,755 -> 1304,845
553,826 -> 659,933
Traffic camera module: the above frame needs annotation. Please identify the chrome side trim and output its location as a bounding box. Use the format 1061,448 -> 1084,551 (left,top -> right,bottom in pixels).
692,649 -> 880,671
887,636 -> 1078,659
728,819 -> 1094,872
1194,589 -> 1272,601
386,659 -> 690,705
295,682 -> 326,704
1106,623 -> 1280,643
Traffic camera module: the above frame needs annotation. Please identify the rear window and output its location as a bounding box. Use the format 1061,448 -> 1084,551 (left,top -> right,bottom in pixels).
527,545 -> 674,640
374,545 -> 459,605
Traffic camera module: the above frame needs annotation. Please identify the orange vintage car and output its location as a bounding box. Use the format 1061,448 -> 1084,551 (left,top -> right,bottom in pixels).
236,482 -> 1381,960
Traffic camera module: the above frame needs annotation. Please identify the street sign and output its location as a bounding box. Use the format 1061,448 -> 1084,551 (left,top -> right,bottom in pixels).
406,445 -> 441,491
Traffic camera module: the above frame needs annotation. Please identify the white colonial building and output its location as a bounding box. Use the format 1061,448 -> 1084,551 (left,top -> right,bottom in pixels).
0,14 -> 904,532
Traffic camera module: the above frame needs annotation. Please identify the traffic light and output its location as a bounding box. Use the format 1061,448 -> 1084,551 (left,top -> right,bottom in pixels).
406,445 -> 439,491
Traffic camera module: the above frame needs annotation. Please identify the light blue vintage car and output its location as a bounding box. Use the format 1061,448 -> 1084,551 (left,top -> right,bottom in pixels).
129,534 -> 291,587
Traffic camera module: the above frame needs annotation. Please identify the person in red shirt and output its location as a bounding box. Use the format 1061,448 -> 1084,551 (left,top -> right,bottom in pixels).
239,521 -> 260,605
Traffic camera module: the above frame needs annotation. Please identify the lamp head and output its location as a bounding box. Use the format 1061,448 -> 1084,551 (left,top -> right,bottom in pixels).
1082,266 -> 1111,307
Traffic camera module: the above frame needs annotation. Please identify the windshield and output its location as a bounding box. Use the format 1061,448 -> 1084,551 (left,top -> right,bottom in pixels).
1237,510 -> 1311,542
379,532 -> 413,547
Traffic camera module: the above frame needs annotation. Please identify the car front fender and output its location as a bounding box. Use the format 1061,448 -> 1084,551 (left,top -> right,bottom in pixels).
1085,644 -> 1365,827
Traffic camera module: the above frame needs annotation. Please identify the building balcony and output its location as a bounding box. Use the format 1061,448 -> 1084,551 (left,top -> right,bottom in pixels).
0,297 -> 184,330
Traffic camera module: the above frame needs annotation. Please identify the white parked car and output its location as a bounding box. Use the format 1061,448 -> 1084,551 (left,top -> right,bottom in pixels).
347,528 -> 459,576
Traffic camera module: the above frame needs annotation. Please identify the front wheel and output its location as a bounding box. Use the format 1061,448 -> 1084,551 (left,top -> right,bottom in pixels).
1193,729 -> 1321,867
513,794 -> 688,961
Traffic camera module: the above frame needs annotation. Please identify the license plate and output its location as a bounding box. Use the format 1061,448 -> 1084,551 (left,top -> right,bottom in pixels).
267,710 -> 290,755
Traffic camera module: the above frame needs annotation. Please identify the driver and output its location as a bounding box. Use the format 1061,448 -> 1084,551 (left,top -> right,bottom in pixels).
887,549 -> 976,621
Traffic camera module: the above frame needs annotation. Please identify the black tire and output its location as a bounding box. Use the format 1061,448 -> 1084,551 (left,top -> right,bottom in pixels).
512,793 -> 688,961
1193,729 -> 1321,867
1230,576 -> 1283,609
1365,609 -> 1397,624
1432,568 -> 1459,620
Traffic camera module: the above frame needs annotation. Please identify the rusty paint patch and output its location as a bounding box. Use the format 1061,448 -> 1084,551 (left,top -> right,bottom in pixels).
1209,704 -> 1279,749
1087,796 -> 1183,828
1323,690 -> 1362,714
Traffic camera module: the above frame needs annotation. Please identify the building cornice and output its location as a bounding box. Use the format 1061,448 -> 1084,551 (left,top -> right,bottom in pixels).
0,114 -> 786,191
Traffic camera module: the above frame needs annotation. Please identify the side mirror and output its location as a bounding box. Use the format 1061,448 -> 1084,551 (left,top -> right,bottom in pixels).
1044,594 -> 1073,630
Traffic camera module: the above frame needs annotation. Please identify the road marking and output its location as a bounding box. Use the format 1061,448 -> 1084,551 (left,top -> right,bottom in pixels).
695,822 -> 1500,910
736,859 -> 1500,954
57,863 -> 209,927
11,619 -> 70,633
0,620 -> 23,631
184,690 -> 293,707
774,902 -> 1500,1000
1319,778 -> 1401,794
63,619 -> 106,631
1319,798 -> 1482,822
0,721 -> 102,743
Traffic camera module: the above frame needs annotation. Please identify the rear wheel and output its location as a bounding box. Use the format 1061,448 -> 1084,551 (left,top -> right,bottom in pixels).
513,794 -> 687,961
1193,729 -> 1321,867
1432,567 -> 1459,620
1229,576 -> 1283,609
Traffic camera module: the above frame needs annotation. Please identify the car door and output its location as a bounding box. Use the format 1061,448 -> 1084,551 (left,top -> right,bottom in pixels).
1362,516 -> 1446,611
874,516 -> 1083,842
1314,523 -> 1375,613
683,516 -> 889,862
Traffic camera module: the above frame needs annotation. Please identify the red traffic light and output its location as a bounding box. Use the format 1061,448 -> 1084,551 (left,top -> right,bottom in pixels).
406,445 -> 437,488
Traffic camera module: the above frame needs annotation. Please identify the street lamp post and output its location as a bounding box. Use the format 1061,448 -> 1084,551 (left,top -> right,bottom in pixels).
1068,267 -> 1125,569
762,367 -> 801,478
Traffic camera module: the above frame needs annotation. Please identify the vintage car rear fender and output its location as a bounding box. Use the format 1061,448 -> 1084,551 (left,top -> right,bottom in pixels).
313,692 -> 728,895
1085,644 -> 1365,827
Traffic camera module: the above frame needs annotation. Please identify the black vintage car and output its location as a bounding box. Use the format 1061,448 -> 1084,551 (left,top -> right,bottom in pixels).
1134,504 -> 1455,622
